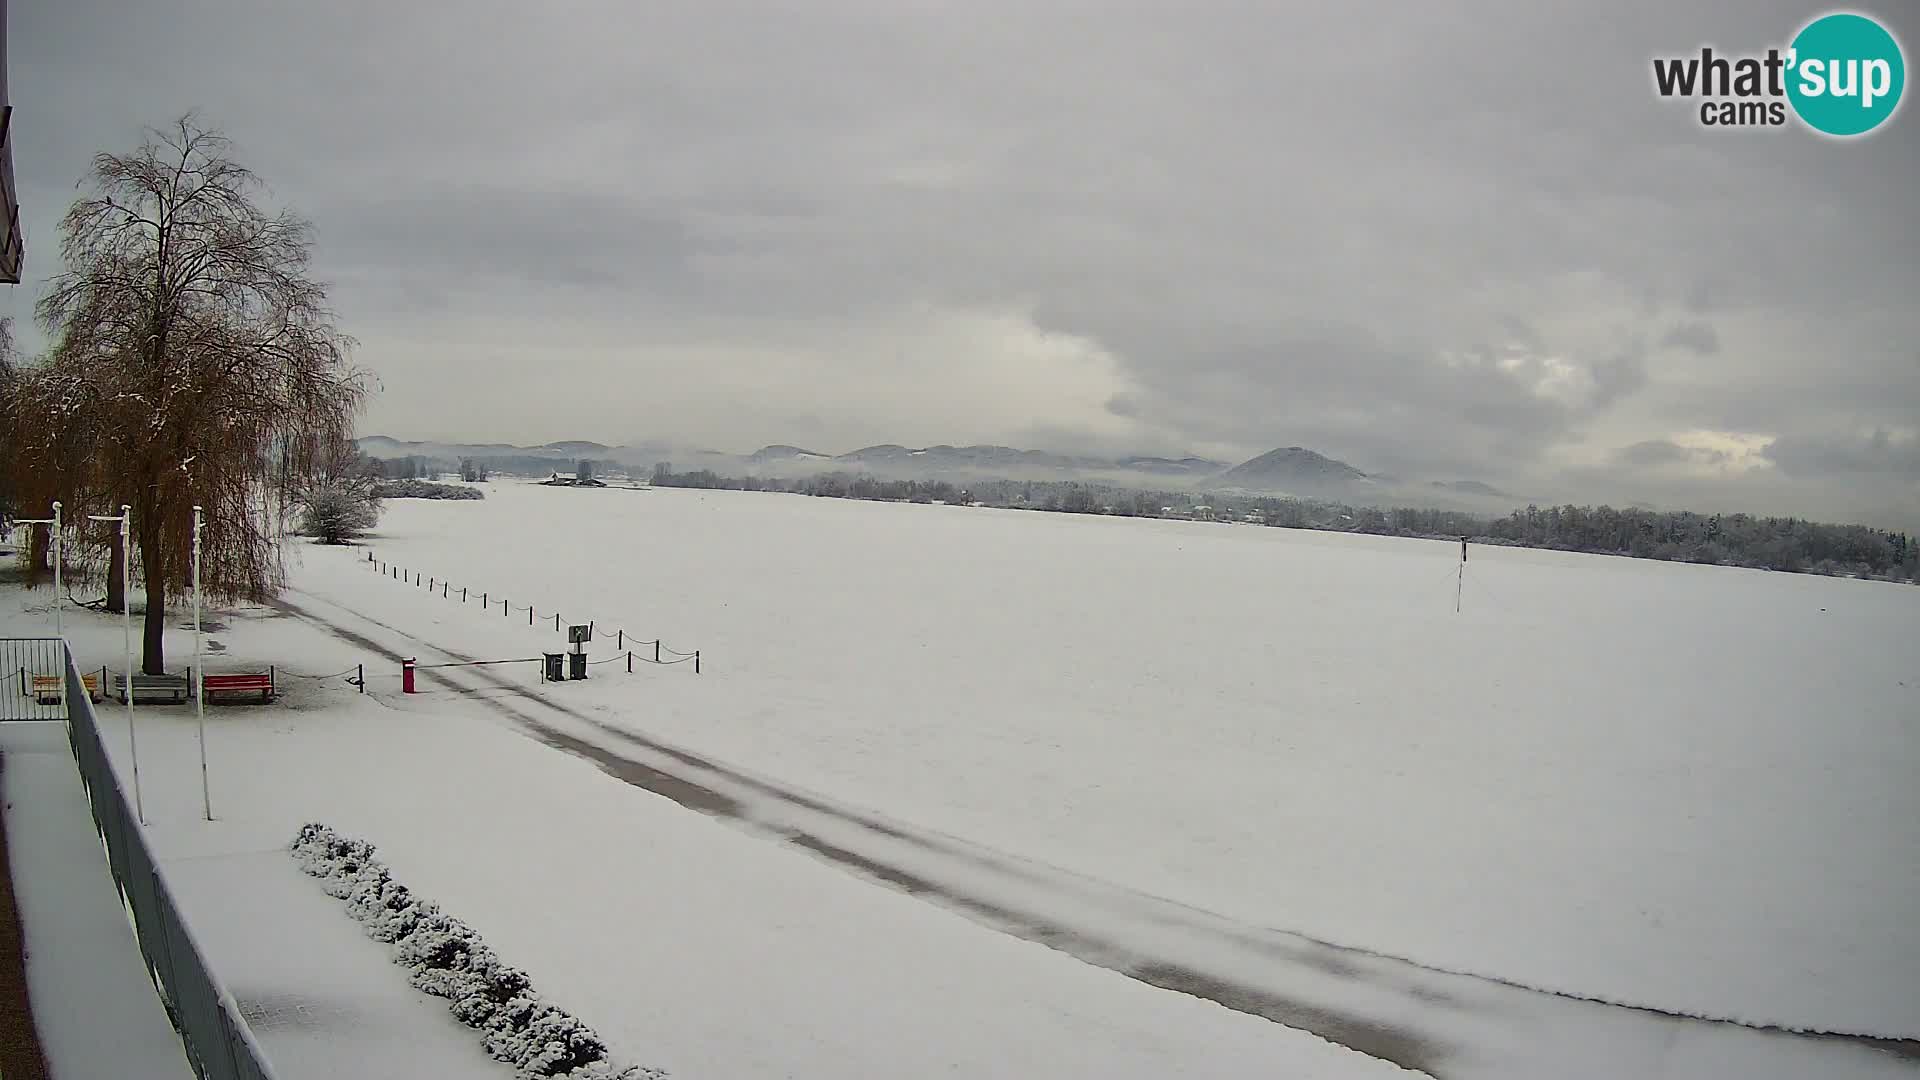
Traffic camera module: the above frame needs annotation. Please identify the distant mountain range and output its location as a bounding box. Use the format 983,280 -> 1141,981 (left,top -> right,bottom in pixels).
355,435 -> 1520,510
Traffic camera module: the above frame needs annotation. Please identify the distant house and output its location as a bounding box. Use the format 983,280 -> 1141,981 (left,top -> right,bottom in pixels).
539,472 -> 607,488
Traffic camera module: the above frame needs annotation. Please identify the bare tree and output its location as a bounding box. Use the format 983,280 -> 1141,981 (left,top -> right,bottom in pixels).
34,114 -> 366,672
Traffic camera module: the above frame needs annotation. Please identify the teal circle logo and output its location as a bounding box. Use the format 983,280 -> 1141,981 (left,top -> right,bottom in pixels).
1786,12 -> 1905,136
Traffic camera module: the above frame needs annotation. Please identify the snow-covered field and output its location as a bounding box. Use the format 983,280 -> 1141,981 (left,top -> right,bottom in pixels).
326,482 -> 1919,1037
6,479 -> 1917,1079
1,546 -> 1406,1078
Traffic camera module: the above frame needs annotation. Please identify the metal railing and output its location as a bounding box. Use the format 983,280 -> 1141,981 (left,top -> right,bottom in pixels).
55,644 -> 282,1080
0,637 -> 68,721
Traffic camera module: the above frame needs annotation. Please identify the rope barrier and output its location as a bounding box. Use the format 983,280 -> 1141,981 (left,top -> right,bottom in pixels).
279,666 -> 360,680
360,549 -> 702,671
639,654 -> 697,667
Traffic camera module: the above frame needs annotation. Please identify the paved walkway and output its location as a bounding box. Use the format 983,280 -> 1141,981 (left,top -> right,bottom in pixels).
0,721 -> 195,1080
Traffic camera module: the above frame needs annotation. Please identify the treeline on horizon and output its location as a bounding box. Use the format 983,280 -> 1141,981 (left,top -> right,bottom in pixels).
647,466 -> 1919,584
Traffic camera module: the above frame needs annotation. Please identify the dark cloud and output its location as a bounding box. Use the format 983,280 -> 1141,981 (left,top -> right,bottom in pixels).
1764,429 -> 1920,478
6,0 -> 1917,527
1615,440 -> 1726,467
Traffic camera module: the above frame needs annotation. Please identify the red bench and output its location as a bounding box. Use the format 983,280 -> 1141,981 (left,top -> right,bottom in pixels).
202,670 -> 276,703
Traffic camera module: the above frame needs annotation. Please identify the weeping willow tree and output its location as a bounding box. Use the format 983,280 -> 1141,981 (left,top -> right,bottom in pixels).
0,333 -> 117,590
31,114 -> 366,673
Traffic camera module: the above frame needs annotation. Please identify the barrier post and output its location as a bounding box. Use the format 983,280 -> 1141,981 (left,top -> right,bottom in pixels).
627,651 -> 632,673
357,663 -> 364,694
402,658 -> 417,694
654,640 -> 660,664
617,629 -> 623,649
695,651 -> 701,675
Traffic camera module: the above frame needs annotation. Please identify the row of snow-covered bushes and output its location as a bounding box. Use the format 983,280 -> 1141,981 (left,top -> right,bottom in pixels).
372,479 -> 486,500
291,824 -> 662,1079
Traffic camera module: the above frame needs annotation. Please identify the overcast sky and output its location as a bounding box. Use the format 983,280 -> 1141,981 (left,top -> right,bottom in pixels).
8,1 -> 1917,526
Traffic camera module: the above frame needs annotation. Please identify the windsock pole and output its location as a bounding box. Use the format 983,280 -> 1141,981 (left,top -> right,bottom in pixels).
1456,536 -> 1468,613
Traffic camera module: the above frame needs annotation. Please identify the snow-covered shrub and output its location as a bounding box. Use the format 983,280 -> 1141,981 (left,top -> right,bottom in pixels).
300,483 -> 382,543
290,824 -> 664,1080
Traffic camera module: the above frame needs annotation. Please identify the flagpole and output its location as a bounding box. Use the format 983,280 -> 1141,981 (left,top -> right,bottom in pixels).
92,506 -> 142,824
51,501 -> 62,643
16,504 -> 67,706
194,505 -> 210,820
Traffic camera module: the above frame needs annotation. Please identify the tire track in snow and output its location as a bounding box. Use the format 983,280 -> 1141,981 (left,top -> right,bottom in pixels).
273,590 -> 1920,1080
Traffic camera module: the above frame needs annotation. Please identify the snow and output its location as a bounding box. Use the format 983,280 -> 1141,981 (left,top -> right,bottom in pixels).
0,721 -> 194,1080
158,840 -> 504,1079
315,482 -> 1920,1039
290,825 -> 657,1079
4,479 -> 1916,1079
2,578 -> 1406,1079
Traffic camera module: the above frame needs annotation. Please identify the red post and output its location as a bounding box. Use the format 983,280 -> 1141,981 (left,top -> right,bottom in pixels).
402,657 -> 417,694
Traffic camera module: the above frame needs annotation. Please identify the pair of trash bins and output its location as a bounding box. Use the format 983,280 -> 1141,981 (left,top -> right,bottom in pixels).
543,652 -> 587,681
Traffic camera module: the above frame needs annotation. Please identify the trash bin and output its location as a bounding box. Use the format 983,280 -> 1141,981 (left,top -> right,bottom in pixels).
543,652 -> 564,682
568,651 -> 587,680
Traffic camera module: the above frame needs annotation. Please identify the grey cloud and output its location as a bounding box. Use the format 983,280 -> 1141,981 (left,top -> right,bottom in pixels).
1764,430 -> 1920,478
1659,321 -> 1720,356
8,0 -> 1919,528
1591,341 -> 1651,410
1614,440 -> 1727,467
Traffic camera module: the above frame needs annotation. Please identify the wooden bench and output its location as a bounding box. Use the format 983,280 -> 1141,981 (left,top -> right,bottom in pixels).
31,672 -> 102,704
113,673 -> 191,704
202,670 -> 276,703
